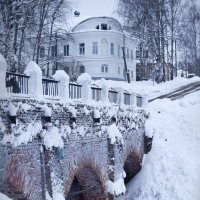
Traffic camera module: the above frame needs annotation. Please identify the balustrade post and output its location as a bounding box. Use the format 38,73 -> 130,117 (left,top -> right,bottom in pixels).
130,92 -> 136,106
77,73 -> 91,101
115,88 -> 124,105
24,61 -> 42,99
101,79 -> 109,103
53,70 -> 69,100
0,53 -> 8,98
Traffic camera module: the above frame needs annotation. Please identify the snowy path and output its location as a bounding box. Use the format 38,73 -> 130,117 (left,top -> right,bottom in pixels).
126,91 -> 200,200
149,81 -> 200,102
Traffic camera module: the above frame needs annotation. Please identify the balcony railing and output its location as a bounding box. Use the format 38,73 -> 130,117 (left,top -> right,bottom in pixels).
6,72 -> 29,94
91,84 -> 101,101
69,82 -> 81,99
108,88 -> 118,103
42,78 -> 59,96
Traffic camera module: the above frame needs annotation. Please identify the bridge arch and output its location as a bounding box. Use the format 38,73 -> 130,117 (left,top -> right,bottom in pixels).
65,166 -> 108,200
124,151 -> 143,184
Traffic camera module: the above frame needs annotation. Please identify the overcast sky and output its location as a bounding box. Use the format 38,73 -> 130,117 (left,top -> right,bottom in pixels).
68,0 -> 119,29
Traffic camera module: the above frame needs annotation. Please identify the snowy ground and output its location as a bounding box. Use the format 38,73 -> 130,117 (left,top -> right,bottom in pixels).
126,90 -> 200,200
0,193 -> 12,200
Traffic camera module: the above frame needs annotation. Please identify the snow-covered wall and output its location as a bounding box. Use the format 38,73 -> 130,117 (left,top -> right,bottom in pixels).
0,98 -> 148,200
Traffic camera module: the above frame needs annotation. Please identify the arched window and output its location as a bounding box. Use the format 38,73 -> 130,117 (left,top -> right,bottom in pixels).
101,39 -> 108,56
101,64 -> 108,73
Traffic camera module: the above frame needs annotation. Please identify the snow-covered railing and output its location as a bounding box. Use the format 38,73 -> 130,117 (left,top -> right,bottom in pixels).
108,88 -> 118,104
42,77 -> 59,96
6,72 -> 29,94
91,84 -> 101,101
69,82 -> 82,99
124,90 -> 131,105
1,57 -> 144,107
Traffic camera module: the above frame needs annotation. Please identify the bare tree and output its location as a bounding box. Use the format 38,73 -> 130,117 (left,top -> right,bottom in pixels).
118,0 -> 184,81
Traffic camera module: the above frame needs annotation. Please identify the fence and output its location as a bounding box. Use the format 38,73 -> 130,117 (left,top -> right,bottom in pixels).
6,72 -> 29,94
5,72 -> 143,107
42,78 -> 59,96
69,82 -> 82,99
91,84 -> 101,101
108,88 -> 118,103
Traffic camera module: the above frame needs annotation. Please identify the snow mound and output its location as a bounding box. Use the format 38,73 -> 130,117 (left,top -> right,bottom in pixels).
77,72 -> 91,82
107,123 -> 123,144
107,178 -> 126,196
0,193 -> 13,200
126,91 -> 200,200
43,127 -> 64,149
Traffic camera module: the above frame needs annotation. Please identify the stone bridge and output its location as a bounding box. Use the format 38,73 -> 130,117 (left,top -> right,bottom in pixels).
0,54 -> 151,200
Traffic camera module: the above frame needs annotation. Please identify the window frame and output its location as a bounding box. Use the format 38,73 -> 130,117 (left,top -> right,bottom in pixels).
79,43 -> 85,55
101,64 -> 108,73
92,42 -> 98,54
111,43 -> 114,55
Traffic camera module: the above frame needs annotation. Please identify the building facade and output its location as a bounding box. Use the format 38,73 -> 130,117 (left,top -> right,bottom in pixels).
61,17 -> 137,81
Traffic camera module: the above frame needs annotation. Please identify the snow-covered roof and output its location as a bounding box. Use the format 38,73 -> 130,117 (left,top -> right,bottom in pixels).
72,16 -> 123,33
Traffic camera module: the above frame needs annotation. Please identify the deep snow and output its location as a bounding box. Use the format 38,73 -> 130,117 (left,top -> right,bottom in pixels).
126,90 -> 200,200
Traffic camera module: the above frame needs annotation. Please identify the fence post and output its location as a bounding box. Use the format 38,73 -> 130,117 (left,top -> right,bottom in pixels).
130,92 -> 136,106
0,53 -> 8,98
24,61 -> 42,99
142,95 -> 148,108
77,73 -> 91,100
101,79 -> 109,103
115,87 -> 124,105
53,70 -> 69,100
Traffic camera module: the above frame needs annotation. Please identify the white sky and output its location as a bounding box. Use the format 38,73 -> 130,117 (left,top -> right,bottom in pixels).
68,0 -> 119,29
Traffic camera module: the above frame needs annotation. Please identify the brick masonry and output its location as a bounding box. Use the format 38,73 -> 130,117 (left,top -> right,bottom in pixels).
0,98 -> 148,200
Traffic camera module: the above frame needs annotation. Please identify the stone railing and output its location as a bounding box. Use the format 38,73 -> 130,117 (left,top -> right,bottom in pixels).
0,57 -> 145,107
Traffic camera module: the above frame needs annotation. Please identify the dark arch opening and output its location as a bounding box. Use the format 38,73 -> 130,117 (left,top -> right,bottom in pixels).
66,167 -> 107,200
66,177 -> 83,200
124,153 -> 142,184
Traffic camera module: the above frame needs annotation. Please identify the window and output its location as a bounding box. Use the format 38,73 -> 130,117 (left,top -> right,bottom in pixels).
64,45 -> 69,56
51,45 -> 57,57
39,46 -> 45,58
101,39 -> 108,56
118,45 -> 121,57
118,67 -> 120,75
101,23 -> 107,30
127,48 -> 129,59
80,65 -> 85,73
111,43 -> 114,55
79,43 -> 85,55
96,25 -> 99,29
101,64 -> 108,73
92,42 -> 98,54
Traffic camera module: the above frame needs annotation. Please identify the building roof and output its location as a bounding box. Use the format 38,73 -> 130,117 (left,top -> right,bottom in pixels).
72,16 -> 123,33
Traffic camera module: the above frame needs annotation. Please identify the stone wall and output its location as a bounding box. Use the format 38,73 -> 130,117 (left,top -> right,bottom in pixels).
0,98 -> 148,200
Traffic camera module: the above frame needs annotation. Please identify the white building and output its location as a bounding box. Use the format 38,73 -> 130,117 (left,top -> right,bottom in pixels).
63,17 -> 137,81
